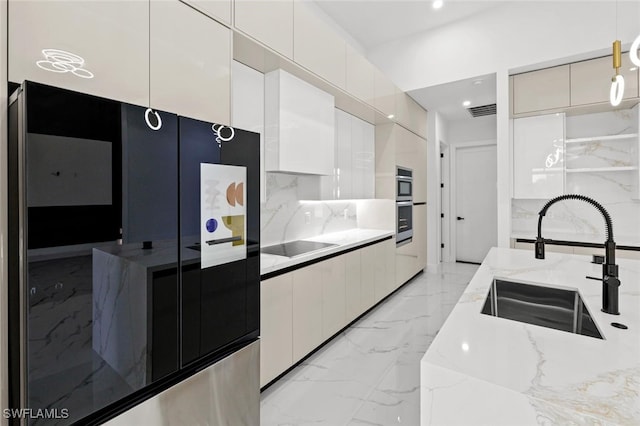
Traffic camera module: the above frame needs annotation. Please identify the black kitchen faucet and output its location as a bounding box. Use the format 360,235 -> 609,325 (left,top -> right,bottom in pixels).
535,194 -> 621,315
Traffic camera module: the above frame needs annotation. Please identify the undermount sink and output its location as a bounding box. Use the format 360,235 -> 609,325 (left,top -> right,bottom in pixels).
481,278 -> 603,339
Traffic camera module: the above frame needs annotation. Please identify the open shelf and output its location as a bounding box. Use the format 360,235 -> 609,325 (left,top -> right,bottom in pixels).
565,166 -> 638,173
565,133 -> 638,144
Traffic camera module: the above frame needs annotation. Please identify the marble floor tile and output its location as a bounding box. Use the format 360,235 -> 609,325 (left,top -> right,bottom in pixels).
260,262 -> 478,426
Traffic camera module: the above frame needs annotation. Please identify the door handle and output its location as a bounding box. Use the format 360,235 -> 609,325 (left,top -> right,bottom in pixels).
457,216 -> 465,221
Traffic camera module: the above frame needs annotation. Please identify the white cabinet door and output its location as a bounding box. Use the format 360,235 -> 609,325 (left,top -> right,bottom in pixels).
182,0 -> 231,25
374,68 -> 397,117
320,256 -> 346,339
320,109 -> 375,200
360,245 -> 376,310
234,0 -> 294,59
413,134 -> 428,204
513,65 -> 570,114
395,239 -> 416,289
336,109 -> 353,199
151,0 -> 231,124
346,44 -> 375,104
292,263 -> 323,362
231,61 -> 265,202
260,273 -> 293,387
361,122 -> 376,199
513,113 -> 565,199
414,204 -> 427,272
344,250 -> 362,323
265,69 -> 335,175
293,0 -> 346,89
570,53 -> 639,106
9,1 -> 148,105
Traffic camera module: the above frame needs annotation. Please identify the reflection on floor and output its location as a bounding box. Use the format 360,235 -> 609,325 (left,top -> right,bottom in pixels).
260,262 -> 479,426
28,256 -> 132,425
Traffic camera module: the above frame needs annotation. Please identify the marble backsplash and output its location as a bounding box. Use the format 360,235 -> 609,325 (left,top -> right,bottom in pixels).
512,198 -> 640,245
261,173 -> 359,247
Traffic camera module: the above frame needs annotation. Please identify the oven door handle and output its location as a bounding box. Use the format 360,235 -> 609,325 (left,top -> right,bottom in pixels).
396,201 -> 413,206
396,176 -> 413,181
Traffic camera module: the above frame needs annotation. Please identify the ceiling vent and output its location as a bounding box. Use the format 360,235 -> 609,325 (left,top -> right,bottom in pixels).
467,103 -> 496,118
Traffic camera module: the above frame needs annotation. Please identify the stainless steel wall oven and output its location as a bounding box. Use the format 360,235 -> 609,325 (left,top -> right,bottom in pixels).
396,167 -> 413,245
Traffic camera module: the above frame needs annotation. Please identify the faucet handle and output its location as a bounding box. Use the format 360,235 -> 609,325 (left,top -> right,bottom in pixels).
603,263 -> 619,278
535,238 -> 545,259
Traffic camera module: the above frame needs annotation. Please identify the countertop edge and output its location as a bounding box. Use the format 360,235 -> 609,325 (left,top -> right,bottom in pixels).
260,230 -> 395,279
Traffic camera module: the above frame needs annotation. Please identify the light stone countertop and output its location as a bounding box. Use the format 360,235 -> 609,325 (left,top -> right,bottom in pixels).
421,247 -> 640,425
260,228 -> 395,277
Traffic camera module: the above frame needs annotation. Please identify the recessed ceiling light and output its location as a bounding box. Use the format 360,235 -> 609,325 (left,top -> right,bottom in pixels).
473,79 -> 483,85
432,0 -> 443,10
387,114 -> 395,119
462,100 -> 471,107
631,67 -> 638,71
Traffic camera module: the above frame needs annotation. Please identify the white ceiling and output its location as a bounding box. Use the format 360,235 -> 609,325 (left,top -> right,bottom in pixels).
408,73 -> 497,121
313,0 -> 504,121
313,0 -> 504,52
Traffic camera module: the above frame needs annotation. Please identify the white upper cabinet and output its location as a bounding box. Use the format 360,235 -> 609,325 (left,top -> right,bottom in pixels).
234,0 -> 294,59
265,69 -> 335,175
319,109 -> 375,199
293,0 -> 346,90
150,0 -> 231,124
374,68 -> 397,118
8,0 -> 149,105
570,53 -> 639,106
346,44 -> 375,105
182,0 -> 231,25
395,91 -> 428,138
513,113 -> 565,199
232,61 -> 266,202
513,65 -> 570,115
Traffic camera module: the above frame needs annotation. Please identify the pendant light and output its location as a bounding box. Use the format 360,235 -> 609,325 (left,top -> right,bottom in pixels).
609,0 -> 624,106
610,40 -> 624,107
145,0 -> 162,131
609,0 -> 624,107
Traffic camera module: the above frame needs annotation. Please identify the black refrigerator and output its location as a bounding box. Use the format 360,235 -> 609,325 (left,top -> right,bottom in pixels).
7,81 -> 260,425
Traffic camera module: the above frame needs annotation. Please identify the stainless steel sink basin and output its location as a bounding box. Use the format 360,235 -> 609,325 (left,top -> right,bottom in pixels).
481,278 -> 603,339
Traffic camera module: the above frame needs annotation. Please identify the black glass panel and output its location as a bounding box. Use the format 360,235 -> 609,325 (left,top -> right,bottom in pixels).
179,118 -> 260,365
19,82 -> 179,425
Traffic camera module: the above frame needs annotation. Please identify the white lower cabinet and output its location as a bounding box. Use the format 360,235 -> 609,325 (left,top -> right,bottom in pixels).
360,245 -> 376,311
260,273 -> 293,387
395,239 -> 416,289
320,256 -> 346,339
292,264 -> 323,362
345,250 -> 362,323
261,238 -> 394,383
374,238 -> 396,301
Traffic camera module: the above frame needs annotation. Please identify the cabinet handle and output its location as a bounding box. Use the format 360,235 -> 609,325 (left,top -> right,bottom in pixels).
457,216 -> 465,221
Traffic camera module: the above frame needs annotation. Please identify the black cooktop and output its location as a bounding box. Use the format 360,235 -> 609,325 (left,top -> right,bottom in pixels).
261,240 -> 338,258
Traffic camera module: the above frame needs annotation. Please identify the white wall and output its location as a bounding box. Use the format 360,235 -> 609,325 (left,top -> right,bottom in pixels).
448,115 -> 496,145
368,1 -> 640,92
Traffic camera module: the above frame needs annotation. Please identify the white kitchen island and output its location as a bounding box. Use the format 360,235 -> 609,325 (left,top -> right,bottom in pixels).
421,247 -> 640,425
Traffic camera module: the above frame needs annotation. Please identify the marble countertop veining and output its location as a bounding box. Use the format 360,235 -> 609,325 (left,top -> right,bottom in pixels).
421,247 -> 640,425
260,228 -> 395,276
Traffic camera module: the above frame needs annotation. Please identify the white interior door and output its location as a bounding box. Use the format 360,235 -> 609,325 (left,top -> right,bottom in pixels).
455,144 -> 497,263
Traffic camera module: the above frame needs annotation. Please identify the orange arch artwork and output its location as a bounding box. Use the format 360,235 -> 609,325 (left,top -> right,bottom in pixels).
226,182 -> 244,207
